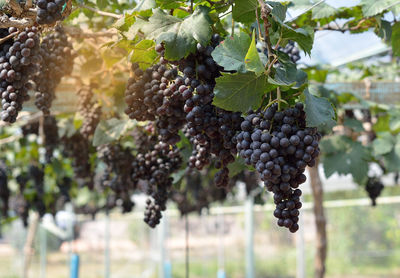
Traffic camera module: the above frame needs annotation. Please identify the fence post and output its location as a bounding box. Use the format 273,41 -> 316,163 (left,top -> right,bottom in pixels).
245,196 -> 254,278
70,254 -> 80,278
158,213 -> 167,278
105,210 -> 110,278
39,224 -> 47,278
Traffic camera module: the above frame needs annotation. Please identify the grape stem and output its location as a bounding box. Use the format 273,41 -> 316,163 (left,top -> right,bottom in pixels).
277,87 -> 282,111
7,0 -> 23,16
0,31 -> 18,45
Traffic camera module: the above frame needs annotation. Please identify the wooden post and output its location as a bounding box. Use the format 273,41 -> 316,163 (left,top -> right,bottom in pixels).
308,159 -> 327,278
23,213 -> 39,278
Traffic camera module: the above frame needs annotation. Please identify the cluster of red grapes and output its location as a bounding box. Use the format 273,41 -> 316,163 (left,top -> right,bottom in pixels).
277,41 -> 301,63
34,25 -> 74,115
62,133 -> 93,189
158,36 -> 243,187
236,103 -> 321,232
36,0 -> 66,25
0,161 -> 9,217
130,128 -> 182,227
0,27 -> 41,123
77,88 -> 102,139
43,115 -> 59,163
124,62 -> 186,145
365,177 -> 384,206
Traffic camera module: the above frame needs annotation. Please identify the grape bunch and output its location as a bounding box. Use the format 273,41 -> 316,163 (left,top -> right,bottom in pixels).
365,177 -> 384,206
28,165 -> 48,217
236,103 -> 321,232
62,133 -> 93,189
43,115 -> 59,163
0,161 -> 9,217
277,41 -> 300,63
36,0 -> 66,25
0,27 -> 41,123
77,88 -> 102,138
34,25 -> 74,115
21,121 -> 39,136
97,143 -> 135,194
158,35 -> 243,187
124,62 -> 186,144
130,128 -> 182,227
57,177 -> 71,203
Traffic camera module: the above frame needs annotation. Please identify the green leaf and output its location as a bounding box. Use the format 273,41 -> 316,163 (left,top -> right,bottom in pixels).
392,22 -> 400,57
372,132 -> 394,155
376,20 -> 392,42
211,32 -> 251,73
57,118 -> 77,138
268,63 -> 308,90
361,0 -> 399,16
130,40 -> 158,68
281,26 -> 314,55
267,1 -> 287,22
321,135 -> 369,185
382,142 -> 400,172
135,0 -> 156,10
141,6 -> 212,60
96,0 -> 108,10
232,0 -> 258,24
312,3 -> 336,19
244,31 -> 264,75
93,118 -> 136,147
304,89 -> 336,129
343,118 -> 364,132
389,108 -> 400,131
227,157 -> 246,178
213,72 -> 271,112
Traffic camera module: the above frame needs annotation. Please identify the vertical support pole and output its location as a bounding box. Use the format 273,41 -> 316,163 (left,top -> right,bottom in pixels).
39,225 -> 47,278
104,210 -> 110,278
296,200 -> 306,278
217,208 -> 225,278
245,196 -> 254,278
158,213 -> 166,278
70,254 -> 80,278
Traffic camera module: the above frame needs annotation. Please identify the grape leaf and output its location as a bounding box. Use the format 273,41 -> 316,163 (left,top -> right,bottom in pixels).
213,72 -> 271,112
211,32 -> 251,73
227,157 -> 247,178
392,22 -> 400,57
93,118 -> 136,147
312,3 -> 336,19
372,132 -> 394,156
268,63 -> 308,90
361,0 -> 399,16
232,0 -> 258,24
267,1 -> 287,22
389,108 -> 400,131
304,88 -> 336,129
321,135 -> 370,185
382,143 -> 400,172
281,26 -> 314,55
129,40 -> 158,69
140,6 -> 212,60
245,31 -> 264,76
135,0 -> 156,10
343,118 -> 364,132
96,0 -> 108,10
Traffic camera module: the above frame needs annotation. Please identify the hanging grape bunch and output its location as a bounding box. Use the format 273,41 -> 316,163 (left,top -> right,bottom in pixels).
36,0 -> 67,25
0,161 -> 9,217
155,35 -> 244,187
277,40 -> 301,63
0,27 -> 41,123
365,177 -> 384,206
43,115 -> 59,163
34,25 -> 74,115
236,103 -> 321,232
77,88 -> 102,139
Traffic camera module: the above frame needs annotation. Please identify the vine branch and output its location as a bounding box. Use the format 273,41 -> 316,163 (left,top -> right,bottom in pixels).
257,0 -> 273,65
79,4 -> 122,19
